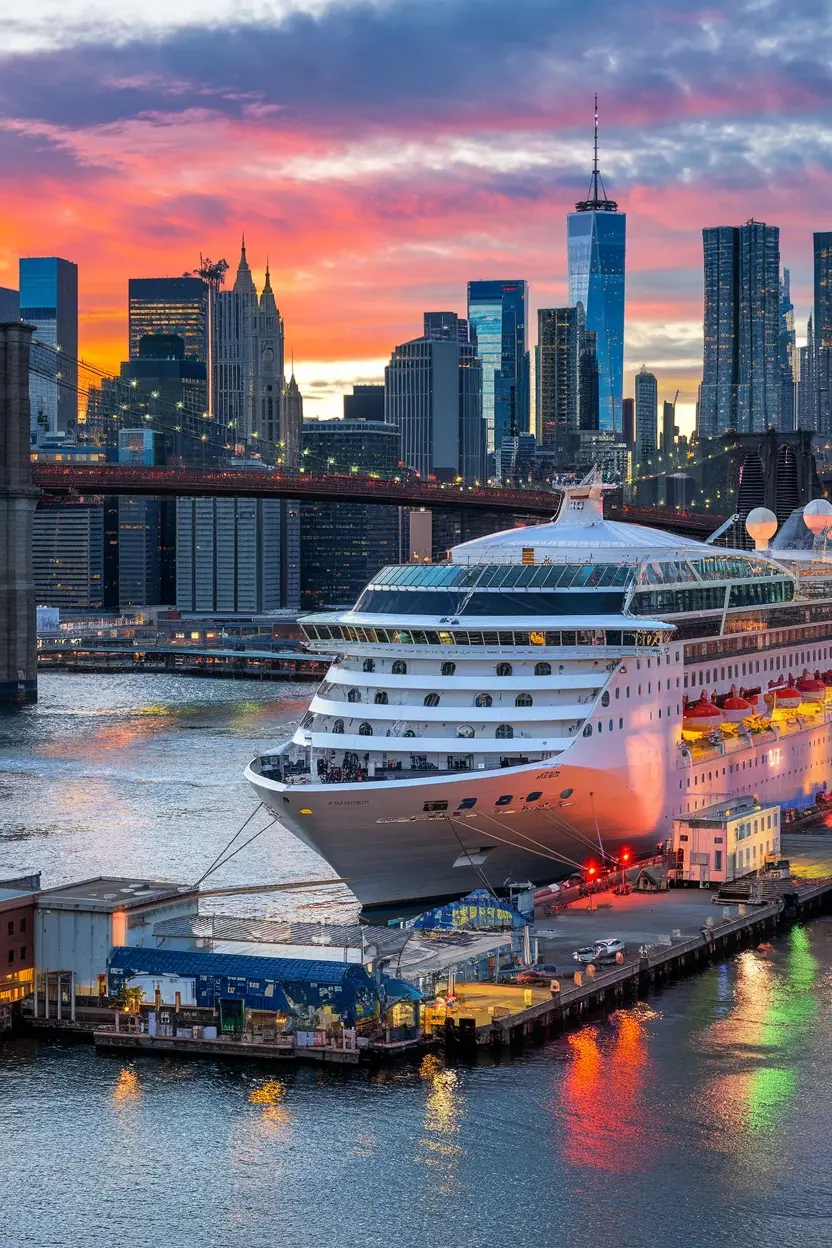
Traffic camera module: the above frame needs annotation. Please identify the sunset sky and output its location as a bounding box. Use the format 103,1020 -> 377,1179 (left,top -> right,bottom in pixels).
1,1 -> 829,430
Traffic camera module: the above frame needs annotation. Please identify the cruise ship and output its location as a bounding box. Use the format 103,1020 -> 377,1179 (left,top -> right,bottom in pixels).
245,472 -> 832,913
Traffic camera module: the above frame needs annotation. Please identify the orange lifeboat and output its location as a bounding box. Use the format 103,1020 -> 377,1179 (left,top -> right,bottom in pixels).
721,685 -> 753,723
764,676 -> 801,711
797,668 -> 826,704
682,692 -> 723,734
740,686 -> 764,715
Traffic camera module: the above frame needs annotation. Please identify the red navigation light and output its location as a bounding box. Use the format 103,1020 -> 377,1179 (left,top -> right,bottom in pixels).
621,849 -> 631,864
586,865 -> 597,878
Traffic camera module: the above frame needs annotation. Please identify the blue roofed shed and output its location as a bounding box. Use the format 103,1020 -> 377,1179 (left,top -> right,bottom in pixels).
107,946 -> 381,1025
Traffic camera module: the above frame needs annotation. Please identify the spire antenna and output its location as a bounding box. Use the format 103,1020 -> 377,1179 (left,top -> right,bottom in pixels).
575,95 -> 618,213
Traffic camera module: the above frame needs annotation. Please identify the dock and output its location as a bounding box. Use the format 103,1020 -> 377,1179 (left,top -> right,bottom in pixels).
441,841 -> 832,1048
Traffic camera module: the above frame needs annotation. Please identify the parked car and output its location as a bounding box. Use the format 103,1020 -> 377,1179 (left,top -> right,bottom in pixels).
572,938 -> 627,965
592,938 -> 627,963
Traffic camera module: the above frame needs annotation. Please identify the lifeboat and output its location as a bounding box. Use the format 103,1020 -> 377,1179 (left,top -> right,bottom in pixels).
682,692 -> 723,734
797,668 -> 826,704
720,685 -> 753,723
764,676 -> 801,711
822,670 -> 832,688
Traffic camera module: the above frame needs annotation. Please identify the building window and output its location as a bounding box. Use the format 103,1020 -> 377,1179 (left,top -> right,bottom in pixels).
714,850 -> 722,872
347,688 -> 361,703
515,693 -> 532,707
332,719 -> 344,734
7,949 -> 13,964
358,722 -> 373,736
19,917 -> 25,933
375,691 -> 388,705
441,662 -> 456,676
457,725 -> 475,739
19,947 -> 26,960
496,662 -> 513,677
363,658 -> 375,673
424,693 -> 440,707
534,662 -> 552,676
6,920 -> 12,936
475,693 -> 493,707
392,660 -> 407,675
495,724 -> 514,739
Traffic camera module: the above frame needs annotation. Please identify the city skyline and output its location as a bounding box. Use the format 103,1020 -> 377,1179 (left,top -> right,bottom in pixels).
1,4 -> 831,434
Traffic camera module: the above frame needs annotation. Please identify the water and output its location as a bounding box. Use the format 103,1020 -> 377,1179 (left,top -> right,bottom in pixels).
2,675 -> 832,1247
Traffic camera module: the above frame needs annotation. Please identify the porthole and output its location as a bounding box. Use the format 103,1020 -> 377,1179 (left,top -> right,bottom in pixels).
441,662 -> 456,676
392,660 -> 407,675
495,795 -> 513,806
362,658 -> 375,673
583,724 -> 593,737
475,693 -> 493,707
526,791 -> 542,802
374,691 -> 388,705
358,722 -> 373,736
496,662 -> 513,677
424,692 -> 440,707
534,662 -> 552,677
495,724 -> 514,739
560,788 -> 574,799
457,725 -> 475,739
515,693 -> 532,707
601,691 -> 610,708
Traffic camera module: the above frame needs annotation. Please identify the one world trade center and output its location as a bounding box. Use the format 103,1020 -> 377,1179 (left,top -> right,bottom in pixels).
567,100 -> 626,434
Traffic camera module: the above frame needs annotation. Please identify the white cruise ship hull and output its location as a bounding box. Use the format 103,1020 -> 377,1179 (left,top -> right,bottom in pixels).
246,708 -> 832,910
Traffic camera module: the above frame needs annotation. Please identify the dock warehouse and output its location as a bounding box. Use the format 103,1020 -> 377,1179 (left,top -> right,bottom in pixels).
35,877 -> 200,994
107,947 -> 383,1028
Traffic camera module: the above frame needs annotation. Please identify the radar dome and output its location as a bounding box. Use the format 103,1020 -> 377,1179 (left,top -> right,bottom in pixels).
802,498 -> 832,536
745,507 -> 778,551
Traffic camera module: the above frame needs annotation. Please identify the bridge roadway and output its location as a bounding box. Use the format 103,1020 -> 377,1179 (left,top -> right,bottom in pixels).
32,463 -> 722,535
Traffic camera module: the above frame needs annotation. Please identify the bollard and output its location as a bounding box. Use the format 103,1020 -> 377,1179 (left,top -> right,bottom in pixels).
573,971 -> 583,987
615,951 -> 624,964
586,963 -> 596,978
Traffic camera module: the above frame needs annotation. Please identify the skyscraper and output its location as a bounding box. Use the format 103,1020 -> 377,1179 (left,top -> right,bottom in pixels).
634,366 -> 658,460
255,263 -> 285,446
467,280 -> 528,450
567,101 -> 625,433
779,269 -> 796,431
384,337 -> 484,481
216,241 -> 259,440
176,496 -> 299,612
423,311 -> 470,343
699,220 -> 780,436
662,399 -> 676,453
20,257 -> 78,438
343,384 -> 384,422
128,277 -> 208,361
813,234 -> 832,435
578,328 -> 600,431
538,307 -> 578,459
621,397 -> 634,449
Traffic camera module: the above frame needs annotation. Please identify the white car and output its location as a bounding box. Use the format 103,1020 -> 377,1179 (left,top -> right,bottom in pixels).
592,938 -> 627,963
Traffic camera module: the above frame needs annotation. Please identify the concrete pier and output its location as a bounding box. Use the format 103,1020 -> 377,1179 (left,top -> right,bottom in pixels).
0,322 -> 37,704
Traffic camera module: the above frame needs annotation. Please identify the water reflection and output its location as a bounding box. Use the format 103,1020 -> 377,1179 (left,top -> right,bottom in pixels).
556,1005 -> 655,1173
417,1054 -> 464,1195
111,1066 -> 142,1107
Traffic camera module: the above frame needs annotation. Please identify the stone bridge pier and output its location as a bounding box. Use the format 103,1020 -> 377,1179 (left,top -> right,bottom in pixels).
0,322 -> 37,703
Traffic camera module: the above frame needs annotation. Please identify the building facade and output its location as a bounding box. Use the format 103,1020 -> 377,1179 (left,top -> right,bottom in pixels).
128,277 -> 209,362
384,337 -> 484,481
699,220 -> 780,436
300,419 -> 401,609
538,307 -> 578,460
634,365 -> 658,460
176,495 -> 300,613
20,257 -> 78,439
779,269 -> 796,432
33,504 -> 104,610
466,281 -> 528,450
423,311 -> 471,344
343,384 -> 385,422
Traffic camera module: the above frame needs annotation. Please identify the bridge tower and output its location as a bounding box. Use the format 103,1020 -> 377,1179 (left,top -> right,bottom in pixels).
0,322 -> 38,703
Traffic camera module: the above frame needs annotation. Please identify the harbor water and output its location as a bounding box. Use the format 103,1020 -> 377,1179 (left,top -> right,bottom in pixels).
2,675 -> 832,1247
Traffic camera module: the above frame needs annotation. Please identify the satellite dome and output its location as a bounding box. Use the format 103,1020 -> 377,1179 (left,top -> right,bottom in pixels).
745,507 -> 778,551
802,498 -> 832,537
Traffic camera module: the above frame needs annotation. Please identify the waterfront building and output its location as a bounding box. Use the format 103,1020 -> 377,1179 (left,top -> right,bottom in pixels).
384,337 -> 484,481
424,311 -> 470,344
300,418 -> 401,609
779,269 -> 796,432
699,220 -> 780,436
33,503 -> 105,610
0,874 -> 38,1010
20,257 -> 78,438
671,797 -> 780,885
467,280 -> 528,449
35,876 -> 199,996
567,103 -> 625,434
343,383 -> 384,422
176,495 -> 299,613
116,429 -> 173,609
635,366 -> 658,460
0,286 -> 19,321
119,334 -> 210,464
128,276 -> 208,362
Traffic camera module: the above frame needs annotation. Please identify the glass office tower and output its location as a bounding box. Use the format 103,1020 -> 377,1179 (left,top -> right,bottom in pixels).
466,280 -> 528,453
128,277 -> 209,361
19,256 -> 78,438
567,107 -> 625,434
